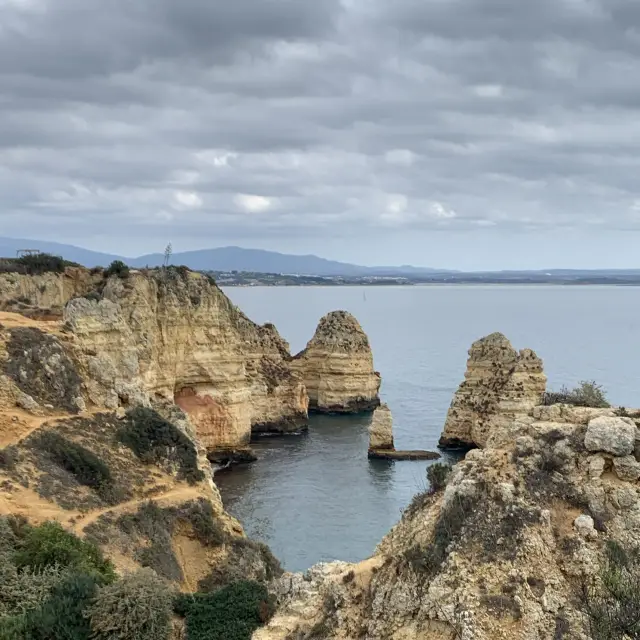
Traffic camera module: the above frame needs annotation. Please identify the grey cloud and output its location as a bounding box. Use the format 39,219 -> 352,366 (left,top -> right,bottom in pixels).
1,0 -> 640,267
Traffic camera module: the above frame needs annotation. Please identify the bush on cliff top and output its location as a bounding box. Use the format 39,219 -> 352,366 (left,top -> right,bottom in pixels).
0,253 -> 80,276
117,407 -> 204,484
104,260 -> 130,279
542,380 -> 610,408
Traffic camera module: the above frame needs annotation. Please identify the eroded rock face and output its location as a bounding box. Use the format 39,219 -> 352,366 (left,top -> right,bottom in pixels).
291,310 -> 380,413
0,268 -> 99,314
368,403 -> 394,451
63,270 -> 308,451
439,332 -> 547,449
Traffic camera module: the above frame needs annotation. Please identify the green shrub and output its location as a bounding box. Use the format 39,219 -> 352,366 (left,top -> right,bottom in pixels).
0,445 -> 19,471
32,432 -> 115,501
104,260 -> 130,279
579,540 -> 640,639
88,568 -> 173,640
197,538 -> 282,593
427,462 -> 452,494
542,381 -> 610,408
0,559 -> 68,617
14,521 -> 115,581
118,407 -> 204,484
175,581 -> 274,640
18,572 -> 99,640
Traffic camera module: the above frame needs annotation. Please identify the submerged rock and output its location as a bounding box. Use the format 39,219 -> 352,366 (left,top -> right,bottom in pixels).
291,310 -> 381,414
439,332 -> 546,449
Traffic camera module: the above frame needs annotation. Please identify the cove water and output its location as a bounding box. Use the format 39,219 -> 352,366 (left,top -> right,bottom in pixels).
215,285 -> 640,572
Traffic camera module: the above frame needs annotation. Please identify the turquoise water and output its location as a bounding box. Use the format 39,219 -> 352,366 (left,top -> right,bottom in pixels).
215,285 -> 640,571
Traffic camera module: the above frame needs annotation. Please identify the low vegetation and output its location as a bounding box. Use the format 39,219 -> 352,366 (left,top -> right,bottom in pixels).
0,253 -> 78,276
0,516 -> 276,640
31,431 -> 118,503
542,380 -> 610,408
117,407 -> 205,484
87,569 -> 174,640
427,462 -> 452,494
174,580 -> 274,640
579,540 -> 640,639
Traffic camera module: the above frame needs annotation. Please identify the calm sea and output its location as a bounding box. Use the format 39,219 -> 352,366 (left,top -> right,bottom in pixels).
215,285 -> 640,572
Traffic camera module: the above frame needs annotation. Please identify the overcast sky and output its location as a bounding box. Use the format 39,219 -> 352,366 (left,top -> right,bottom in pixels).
2,0 -> 640,269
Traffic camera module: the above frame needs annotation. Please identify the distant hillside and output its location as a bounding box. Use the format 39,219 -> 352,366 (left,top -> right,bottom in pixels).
0,237 -> 445,276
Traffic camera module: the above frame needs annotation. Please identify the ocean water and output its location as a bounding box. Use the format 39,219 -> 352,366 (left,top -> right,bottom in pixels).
215,285 -> 640,572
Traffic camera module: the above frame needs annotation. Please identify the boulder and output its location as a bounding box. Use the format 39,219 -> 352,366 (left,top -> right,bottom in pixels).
584,416 -> 636,457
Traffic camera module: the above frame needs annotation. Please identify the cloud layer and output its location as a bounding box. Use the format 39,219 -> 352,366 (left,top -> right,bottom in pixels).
2,0 -> 640,267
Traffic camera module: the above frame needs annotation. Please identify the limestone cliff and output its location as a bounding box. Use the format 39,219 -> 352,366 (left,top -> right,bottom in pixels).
0,267 -> 99,316
63,269 -> 308,451
256,401 -> 640,640
439,332 -> 546,449
291,310 -> 380,413
0,314 -> 280,591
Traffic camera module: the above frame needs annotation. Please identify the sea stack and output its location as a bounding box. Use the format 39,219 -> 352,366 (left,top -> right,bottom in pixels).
291,310 -> 381,413
438,332 -> 547,449
368,403 -> 394,452
368,403 -> 440,460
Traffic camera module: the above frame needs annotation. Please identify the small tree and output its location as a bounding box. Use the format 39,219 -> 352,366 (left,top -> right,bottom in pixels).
163,243 -> 173,268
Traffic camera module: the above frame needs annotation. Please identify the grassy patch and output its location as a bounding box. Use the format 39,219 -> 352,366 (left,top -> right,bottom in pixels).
118,407 -> 205,484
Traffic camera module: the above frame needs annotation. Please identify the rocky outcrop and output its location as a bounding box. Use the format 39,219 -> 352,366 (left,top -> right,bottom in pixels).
439,332 -> 547,449
368,403 -> 440,461
291,310 -> 380,413
257,403 -> 640,640
62,269 -> 308,452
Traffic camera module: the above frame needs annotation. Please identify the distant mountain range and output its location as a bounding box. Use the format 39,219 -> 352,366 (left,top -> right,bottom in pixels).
2,236 -> 640,279
0,236 -> 448,277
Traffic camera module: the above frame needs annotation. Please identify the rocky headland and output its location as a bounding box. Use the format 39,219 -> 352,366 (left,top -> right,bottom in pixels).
256,334 -> 640,640
291,310 -> 381,414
